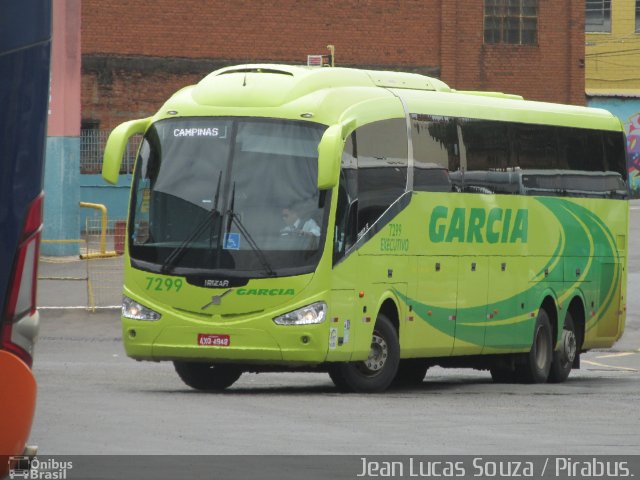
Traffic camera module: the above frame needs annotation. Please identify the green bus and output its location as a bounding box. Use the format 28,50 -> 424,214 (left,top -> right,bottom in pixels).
102,64 -> 629,393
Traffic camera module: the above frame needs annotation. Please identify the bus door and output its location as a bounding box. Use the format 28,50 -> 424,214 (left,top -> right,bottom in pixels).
405,257 -> 457,357
483,257 -> 530,352
451,257 -> 488,355
330,135 -> 360,361
331,111 -> 411,360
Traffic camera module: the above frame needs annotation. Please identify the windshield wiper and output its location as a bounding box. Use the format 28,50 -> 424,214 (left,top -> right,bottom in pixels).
225,182 -> 277,277
160,171 -> 223,274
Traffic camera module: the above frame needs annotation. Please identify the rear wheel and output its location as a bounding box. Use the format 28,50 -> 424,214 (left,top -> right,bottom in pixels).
548,313 -> 577,383
515,308 -> 553,383
173,361 -> 242,391
328,313 -> 400,393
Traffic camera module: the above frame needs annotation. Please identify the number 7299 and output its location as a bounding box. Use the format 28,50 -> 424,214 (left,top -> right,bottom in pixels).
145,276 -> 183,292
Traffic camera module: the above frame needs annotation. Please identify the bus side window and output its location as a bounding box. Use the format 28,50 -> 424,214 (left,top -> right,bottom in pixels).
411,114 -> 460,192
602,131 -> 629,198
333,134 -> 358,263
511,123 -> 558,170
459,119 -> 511,194
555,127 -> 628,198
355,119 -> 408,233
603,130 -> 627,177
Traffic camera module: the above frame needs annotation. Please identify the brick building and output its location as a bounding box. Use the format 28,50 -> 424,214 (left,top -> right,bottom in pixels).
81,0 -> 585,131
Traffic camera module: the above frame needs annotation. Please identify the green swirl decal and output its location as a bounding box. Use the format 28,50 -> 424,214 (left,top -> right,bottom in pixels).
542,198 -> 621,332
396,197 -> 622,350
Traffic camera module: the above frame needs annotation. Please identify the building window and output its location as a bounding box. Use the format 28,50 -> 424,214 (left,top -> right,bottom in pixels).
484,0 -> 538,45
586,0 -> 611,33
636,0 -> 640,32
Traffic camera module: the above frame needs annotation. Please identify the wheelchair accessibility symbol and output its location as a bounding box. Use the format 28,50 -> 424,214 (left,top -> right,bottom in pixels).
224,232 -> 240,250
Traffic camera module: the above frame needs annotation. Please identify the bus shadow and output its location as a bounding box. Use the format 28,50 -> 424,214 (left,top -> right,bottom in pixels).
145,370 -> 633,396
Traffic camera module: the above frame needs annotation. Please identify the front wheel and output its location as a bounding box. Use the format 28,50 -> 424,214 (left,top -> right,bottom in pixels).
328,313 -> 400,393
548,313 -> 577,383
173,361 -> 242,391
515,308 -> 553,383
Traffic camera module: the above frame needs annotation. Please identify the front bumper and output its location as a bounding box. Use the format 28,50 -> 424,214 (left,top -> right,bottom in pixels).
122,308 -> 331,365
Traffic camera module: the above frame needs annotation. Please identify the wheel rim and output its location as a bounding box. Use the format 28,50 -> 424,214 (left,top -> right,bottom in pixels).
535,325 -> 550,370
358,332 -> 388,376
561,329 -> 577,365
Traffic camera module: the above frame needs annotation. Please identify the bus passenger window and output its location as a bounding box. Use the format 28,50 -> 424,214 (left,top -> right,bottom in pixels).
461,120 -> 511,174
355,119 -> 408,232
603,131 -> 628,177
459,120 -> 512,194
411,114 -> 459,192
558,128 -> 602,173
511,124 -> 558,170
552,127 -> 628,198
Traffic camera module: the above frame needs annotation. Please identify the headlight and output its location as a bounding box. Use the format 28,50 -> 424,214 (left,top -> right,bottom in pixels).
273,302 -> 327,326
122,295 -> 161,321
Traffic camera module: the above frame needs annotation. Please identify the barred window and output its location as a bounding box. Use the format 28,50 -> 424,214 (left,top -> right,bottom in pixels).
484,0 -> 538,45
586,0 -> 611,33
80,119 -> 102,174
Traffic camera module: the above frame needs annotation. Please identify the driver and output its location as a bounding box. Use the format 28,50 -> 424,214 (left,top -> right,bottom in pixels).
280,204 -> 320,237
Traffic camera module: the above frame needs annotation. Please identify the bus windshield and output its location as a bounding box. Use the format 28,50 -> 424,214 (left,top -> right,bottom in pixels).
129,117 -> 329,277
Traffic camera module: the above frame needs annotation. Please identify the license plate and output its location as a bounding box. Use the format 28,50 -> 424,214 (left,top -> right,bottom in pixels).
197,334 -> 230,347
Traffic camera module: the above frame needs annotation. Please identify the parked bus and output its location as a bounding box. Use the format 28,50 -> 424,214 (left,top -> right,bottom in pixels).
102,65 -> 628,393
0,0 -> 51,470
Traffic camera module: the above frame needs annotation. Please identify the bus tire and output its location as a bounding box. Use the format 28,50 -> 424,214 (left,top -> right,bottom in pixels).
392,359 -> 429,387
548,312 -> 577,383
516,308 -> 553,383
328,313 -> 400,393
173,361 -> 242,391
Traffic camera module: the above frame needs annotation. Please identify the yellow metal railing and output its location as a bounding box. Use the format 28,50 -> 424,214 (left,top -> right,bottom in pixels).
79,202 -> 118,259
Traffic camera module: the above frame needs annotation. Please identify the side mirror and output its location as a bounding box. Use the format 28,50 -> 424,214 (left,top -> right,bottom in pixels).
317,125 -> 343,190
102,118 -> 151,184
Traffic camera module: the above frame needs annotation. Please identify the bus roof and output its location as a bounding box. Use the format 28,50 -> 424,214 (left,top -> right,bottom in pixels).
159,64 -> 622,133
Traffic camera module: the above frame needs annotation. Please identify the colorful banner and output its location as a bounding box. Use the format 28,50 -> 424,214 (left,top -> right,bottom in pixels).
587,98 -> 640,196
